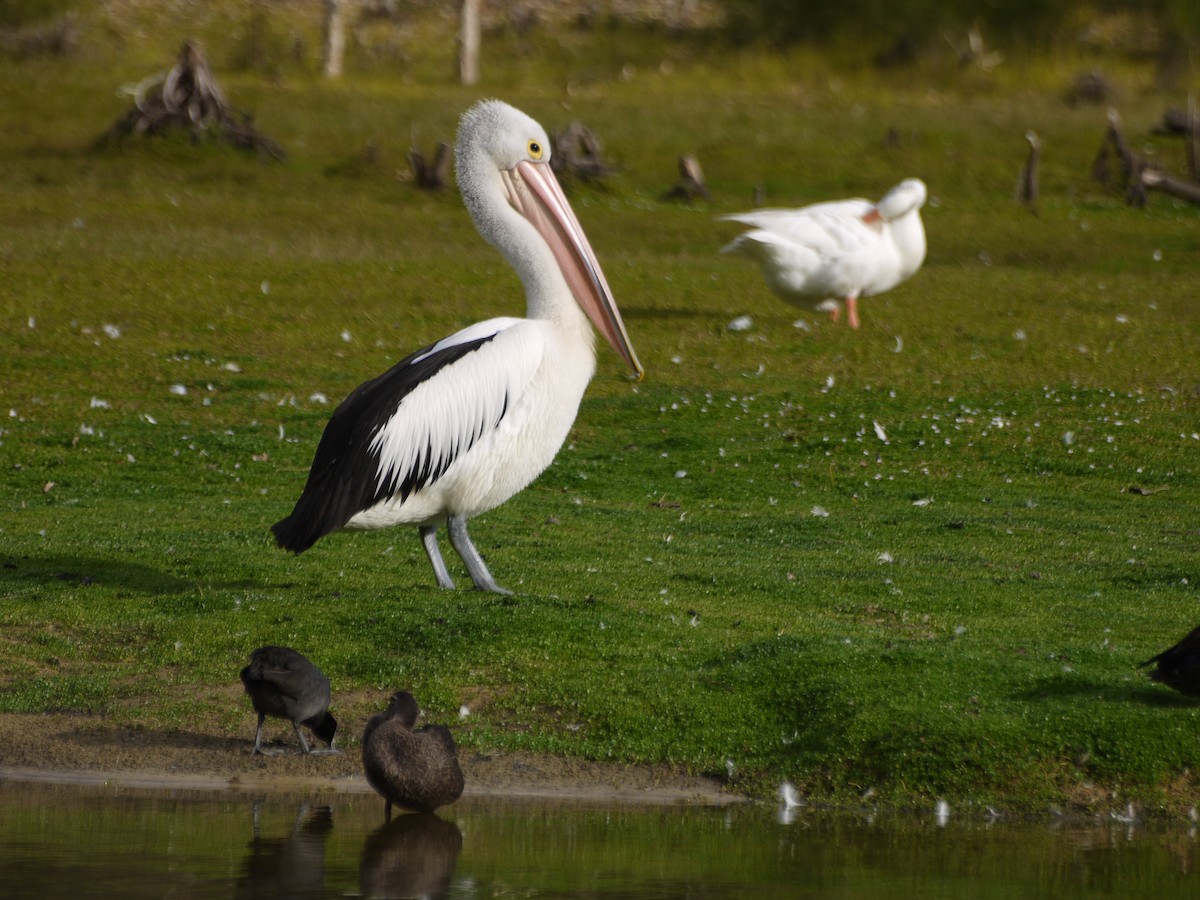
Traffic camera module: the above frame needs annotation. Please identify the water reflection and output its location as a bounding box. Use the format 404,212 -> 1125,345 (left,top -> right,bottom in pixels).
236,804 -> 332,899
0,779 -> 1198,899
360,813 -> 462,899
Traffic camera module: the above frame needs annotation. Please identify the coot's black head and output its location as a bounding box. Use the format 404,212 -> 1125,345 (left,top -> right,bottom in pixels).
312,712 -> 338,748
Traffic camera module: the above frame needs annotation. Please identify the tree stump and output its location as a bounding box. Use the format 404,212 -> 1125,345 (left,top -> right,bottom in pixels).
662,154 -> 710,202
550,122 -> 612,182
94,41 -> 285,160
1157,106 -> 1200,137
1015,130 -> 1040,212
409,142 -> 452,190
1067,69 -> 1112,106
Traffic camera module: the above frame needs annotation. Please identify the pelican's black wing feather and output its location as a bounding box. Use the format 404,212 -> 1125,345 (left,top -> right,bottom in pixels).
272,332 -> 501,553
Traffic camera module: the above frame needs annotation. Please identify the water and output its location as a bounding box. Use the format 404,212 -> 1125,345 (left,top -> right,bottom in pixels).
1,779 -> 1197,898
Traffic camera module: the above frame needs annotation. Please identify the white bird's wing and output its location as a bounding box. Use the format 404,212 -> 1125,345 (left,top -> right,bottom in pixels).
722,200 -> 880,259
368,318 -> 543,499
272,317 -> 542,551
721,198 -> 873,228
721,229 -> 824,287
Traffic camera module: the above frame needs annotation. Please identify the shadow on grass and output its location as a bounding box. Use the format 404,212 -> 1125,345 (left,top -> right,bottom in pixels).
619,305 -> 707,321
2,555 -> 201,594
1016,675 -> 1199,709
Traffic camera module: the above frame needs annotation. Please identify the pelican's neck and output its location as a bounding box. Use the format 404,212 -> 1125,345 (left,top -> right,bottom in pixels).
461,160 -> 591,339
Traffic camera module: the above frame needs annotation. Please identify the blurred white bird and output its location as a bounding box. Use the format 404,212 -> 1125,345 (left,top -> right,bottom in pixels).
777,781 -> 804,824
778,781 -> 803,808
720,178 -> 928,329
935,799 -> 950,826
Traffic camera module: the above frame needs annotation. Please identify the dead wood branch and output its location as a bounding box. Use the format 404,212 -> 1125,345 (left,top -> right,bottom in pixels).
94,41 -> 285,161
1140,169 -> 1200,205
1091,110 -> 1148,206
1015,130 -> 1040,212
1092,109 -> 1200,207
1155,100 -> 1199,181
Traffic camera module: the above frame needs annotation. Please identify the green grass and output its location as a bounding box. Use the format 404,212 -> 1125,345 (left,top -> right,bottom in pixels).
2,4 -> 1200,812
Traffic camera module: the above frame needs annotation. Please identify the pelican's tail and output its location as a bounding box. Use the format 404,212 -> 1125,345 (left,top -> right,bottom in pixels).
271,509 -> 324,554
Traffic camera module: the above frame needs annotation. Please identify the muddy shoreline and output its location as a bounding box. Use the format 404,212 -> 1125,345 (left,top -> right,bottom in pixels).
0,713 -> 739,806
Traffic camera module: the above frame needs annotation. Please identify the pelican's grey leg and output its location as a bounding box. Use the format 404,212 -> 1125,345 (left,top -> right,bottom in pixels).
447,515 -> 511,595
420,525 -> 456,590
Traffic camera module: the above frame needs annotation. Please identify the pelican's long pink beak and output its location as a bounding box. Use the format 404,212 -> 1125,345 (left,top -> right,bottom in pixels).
504,159 -> 644,380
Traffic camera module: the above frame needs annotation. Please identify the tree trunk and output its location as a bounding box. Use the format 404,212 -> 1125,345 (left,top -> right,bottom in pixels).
323,0 -> 345,79
459,0 -> 480,86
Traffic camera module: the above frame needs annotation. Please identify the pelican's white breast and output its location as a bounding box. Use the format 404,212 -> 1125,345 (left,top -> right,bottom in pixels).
347,316 -> 595,530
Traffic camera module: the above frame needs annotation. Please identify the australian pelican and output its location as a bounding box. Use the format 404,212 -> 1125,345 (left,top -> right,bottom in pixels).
720,178 -> 927,329
272,100 -> 643,593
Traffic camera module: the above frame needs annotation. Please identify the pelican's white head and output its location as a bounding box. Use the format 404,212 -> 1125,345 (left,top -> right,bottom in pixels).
456,99 -> 550,186
455,100 -> 642,379
455,100 -> 558,296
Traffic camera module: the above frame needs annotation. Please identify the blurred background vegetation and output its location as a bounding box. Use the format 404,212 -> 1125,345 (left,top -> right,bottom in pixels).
725,0 -> 1197,51
1,1 -> 1196,87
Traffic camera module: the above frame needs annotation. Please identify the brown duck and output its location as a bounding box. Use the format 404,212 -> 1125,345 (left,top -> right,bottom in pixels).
362,691 -> 464,817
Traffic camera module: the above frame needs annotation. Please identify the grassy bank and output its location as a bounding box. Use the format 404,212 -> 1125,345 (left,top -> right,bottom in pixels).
2,4 -> 1199,812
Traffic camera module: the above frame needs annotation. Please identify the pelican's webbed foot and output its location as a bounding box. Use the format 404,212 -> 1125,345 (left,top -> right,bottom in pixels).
447,515 -> 512,595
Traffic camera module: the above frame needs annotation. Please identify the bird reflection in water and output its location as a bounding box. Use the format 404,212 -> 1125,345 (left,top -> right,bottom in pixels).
360,812 -> 464,900
235,803 -> 333,899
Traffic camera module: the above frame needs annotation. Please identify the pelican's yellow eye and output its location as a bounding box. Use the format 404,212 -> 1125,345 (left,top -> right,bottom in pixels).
527,139 -> 544,160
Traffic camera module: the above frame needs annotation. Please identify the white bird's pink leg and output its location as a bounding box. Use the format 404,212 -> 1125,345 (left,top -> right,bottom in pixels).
847,295 -> 860,329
